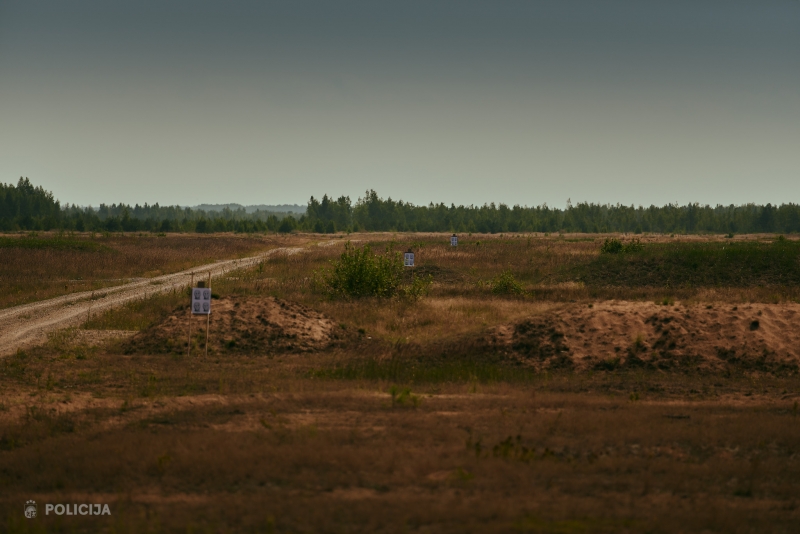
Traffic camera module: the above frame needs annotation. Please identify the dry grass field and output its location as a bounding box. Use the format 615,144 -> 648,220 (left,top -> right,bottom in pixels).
0,232 -> 302,309
2,232 -> 800,533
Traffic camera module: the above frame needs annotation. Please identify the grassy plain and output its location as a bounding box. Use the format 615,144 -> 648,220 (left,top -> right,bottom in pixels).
2,232 -> 800,533
0,232 -> 301,309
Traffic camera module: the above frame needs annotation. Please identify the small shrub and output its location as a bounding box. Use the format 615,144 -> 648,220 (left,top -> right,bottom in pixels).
600,238 -> 624,254
398,274 -> 433,302
600,238 -> 643,254
389,385 -> 420,408
491,270 -> 524,296
316,243 -> 402,299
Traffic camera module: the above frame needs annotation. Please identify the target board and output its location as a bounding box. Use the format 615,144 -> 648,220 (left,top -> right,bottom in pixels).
450,234 -> 458,246
192,287 -> 212,315
404,251 -> 415,267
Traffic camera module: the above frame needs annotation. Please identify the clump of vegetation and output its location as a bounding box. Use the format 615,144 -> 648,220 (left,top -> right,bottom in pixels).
389,385 -> 420,408
600,238 -> 644,254
584,240 -> 800,288
398,273 -> 434,302
317,243 -> 403,298
491,270 -> 525,295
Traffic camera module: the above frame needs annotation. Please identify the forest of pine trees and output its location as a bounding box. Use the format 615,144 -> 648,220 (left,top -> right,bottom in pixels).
3,178 -> 800,235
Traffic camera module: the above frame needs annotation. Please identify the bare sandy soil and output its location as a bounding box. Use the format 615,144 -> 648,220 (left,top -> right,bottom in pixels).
127,296 -> 338,355
0,247 -> 302,356
492,301 -> 800,373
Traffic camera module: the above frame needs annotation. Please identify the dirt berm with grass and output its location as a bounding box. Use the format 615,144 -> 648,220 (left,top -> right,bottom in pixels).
490,301 -> 800,373
126,296 -> 340,354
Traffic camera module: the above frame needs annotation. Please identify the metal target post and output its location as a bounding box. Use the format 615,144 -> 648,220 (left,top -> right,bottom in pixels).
190,275 -> 212,357
404,249 -> 415,286
188,273 -> 194,357
205,271 -> 211,356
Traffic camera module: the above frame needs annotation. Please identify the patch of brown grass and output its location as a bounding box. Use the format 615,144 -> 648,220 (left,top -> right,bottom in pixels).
3,352 -> 800,532
5,232 -> 800,532
0,232 -> 304,309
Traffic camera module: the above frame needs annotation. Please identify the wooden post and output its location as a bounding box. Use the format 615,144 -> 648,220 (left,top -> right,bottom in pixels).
188,273 -> 194,357
205,271 -> 211,356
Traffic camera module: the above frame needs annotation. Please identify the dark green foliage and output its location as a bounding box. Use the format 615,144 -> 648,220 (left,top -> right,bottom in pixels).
278,216 -> 297,233
317,243 -> 403,298
2,178 -> 299,233
321,190 -> 800,235
397,274 -> 434,301
581,240 -> 800,287
600,238 -> 624,254
307,194 -> 351,232
600,238 -> 643,254
7,178 -> 800,235
0,177 -> 61,231
491,271 -> 525,295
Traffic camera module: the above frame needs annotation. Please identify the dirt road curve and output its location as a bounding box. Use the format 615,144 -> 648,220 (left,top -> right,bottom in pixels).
0,247 -> 303,356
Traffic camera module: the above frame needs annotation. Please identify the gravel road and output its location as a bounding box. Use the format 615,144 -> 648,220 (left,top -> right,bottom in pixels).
0,246 -> 303,356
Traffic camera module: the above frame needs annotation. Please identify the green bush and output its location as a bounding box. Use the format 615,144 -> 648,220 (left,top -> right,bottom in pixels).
398,273 -> 433,302
600,238 -> 643,254
317,243 -> 403,298
491,270 -> 524,295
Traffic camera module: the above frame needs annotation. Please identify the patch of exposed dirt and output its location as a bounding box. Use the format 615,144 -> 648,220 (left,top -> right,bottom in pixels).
490,301 -> 800,373
126,296 -> 337,355
74,329 -> 136,346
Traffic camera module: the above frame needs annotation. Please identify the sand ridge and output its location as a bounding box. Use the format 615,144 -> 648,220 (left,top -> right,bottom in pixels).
126,296 -> 337,355
492,301 -> 800,372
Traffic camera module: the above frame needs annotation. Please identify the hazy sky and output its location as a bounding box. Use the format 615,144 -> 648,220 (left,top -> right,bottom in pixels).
1,1 -> 798,208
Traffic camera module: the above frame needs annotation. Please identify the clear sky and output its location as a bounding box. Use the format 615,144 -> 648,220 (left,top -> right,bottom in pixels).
1,1 -> 798,208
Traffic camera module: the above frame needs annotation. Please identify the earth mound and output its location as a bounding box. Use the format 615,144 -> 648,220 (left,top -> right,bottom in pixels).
127,296 -> 337,355
491,301 -> 800,373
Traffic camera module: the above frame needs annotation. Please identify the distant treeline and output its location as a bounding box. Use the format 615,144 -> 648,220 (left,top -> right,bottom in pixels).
3,177 -> 800,235
1,178 -> 299,233
306,190 -> 800,234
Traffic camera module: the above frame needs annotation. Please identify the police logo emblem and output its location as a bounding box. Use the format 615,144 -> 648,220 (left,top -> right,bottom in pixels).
25,500 -> 37,519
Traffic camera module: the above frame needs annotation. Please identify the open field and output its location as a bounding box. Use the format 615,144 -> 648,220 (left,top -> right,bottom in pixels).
0,232 -> 306,309
2,232 -> 800,533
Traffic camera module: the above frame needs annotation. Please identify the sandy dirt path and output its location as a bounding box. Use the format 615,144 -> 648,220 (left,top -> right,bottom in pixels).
0,246 -> 303,356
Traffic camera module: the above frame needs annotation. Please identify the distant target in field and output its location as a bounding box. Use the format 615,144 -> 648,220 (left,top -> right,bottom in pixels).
191,284 -> 212,315
187,275 -> 213,359
404,249 -> 415,267
450,234 -> 458,247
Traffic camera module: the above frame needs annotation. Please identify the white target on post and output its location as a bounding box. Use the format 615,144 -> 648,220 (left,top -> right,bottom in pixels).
450,234 -> 458,246
404,250 -> 415,267
192,287 -> 212,315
